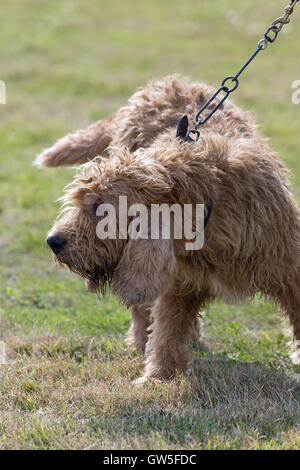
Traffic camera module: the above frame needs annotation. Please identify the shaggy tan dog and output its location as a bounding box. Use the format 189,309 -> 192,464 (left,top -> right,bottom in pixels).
36,75 -> 300,382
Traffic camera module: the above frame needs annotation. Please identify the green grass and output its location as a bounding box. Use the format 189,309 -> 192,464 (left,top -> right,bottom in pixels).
0,0 -> 300,450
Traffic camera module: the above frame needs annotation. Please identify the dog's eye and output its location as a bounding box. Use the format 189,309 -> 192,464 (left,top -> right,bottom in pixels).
92,202 -> 101,216
92,203 -> 108,218
80,177 -> 93,184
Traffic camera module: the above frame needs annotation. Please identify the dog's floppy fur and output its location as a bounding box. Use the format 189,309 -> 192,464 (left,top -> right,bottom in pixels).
39,75 -> 300,382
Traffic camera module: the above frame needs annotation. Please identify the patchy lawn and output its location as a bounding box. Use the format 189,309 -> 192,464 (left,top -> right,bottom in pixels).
0,0 -> 299,449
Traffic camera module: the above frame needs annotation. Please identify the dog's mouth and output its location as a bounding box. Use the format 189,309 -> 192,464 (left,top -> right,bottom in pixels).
53,252 -> 116,297
85,279 -> 98,293
82,265 -> 115,296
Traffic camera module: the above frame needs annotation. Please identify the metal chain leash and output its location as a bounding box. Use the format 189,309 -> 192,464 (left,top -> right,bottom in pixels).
177,0 -> 299,142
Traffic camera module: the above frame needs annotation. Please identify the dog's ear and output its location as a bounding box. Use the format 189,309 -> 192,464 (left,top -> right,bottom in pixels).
204,198 -> 213,227
110,238 -> 176,306
34,118 -> 113,167
176,114 -> 189,141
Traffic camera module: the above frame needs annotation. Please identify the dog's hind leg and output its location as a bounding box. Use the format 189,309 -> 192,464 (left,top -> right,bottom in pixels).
127,304 -> 152,353
34,117 -> 114,167
139,289 -> 206,382
270,270 -> 300,365
191,313 -> 204,344
280,284 -> 300,365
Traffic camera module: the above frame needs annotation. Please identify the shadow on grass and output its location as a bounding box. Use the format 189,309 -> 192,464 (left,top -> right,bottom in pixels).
90,347 -> 300,449
2,334 -> 299,449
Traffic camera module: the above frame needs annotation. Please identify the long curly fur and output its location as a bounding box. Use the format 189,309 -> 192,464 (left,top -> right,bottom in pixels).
42,75 -> 300,382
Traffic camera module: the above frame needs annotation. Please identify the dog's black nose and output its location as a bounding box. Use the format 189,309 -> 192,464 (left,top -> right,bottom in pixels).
46,235 -> 66,253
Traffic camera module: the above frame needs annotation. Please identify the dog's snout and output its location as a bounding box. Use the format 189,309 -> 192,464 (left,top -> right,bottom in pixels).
46,235 -> 66,254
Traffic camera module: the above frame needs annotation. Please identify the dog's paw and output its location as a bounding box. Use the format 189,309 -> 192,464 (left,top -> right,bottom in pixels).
290,341 -> 300,365
132,376 -> 149,387
290,350 -> 300,365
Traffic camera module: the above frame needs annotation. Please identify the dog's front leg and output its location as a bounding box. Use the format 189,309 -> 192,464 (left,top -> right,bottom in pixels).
127,304 -> 152,353
138,290 -> 203,382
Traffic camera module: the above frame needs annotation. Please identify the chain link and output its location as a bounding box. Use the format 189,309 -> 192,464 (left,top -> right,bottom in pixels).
180,1 -> 299,142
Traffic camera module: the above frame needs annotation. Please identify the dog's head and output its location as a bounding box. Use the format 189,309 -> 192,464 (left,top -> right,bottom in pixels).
47,152 -> 181,306
47,191 -> 122,298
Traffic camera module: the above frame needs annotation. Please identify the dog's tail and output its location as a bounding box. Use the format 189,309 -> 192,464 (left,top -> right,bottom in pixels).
34,117 -> 114,167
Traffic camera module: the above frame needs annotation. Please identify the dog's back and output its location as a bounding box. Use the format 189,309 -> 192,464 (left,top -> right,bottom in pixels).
35,75 -> 257,167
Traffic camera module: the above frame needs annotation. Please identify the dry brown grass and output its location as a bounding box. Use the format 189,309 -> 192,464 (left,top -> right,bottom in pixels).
0,334 -> 299,450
